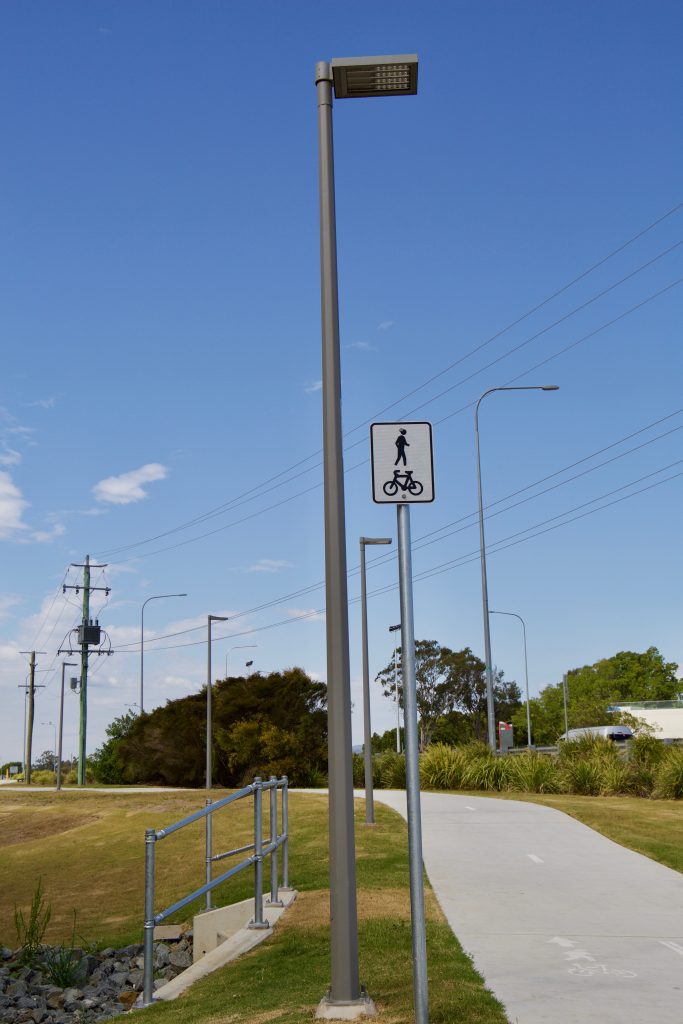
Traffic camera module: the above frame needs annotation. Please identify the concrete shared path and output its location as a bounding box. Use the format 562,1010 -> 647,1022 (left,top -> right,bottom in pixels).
371,790 -> 683,1024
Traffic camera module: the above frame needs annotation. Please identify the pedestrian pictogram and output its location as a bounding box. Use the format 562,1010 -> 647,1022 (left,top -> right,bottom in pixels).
370,422 -> 435,503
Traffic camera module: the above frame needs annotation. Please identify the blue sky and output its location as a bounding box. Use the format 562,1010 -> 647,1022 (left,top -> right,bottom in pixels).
1,0 -> 682,764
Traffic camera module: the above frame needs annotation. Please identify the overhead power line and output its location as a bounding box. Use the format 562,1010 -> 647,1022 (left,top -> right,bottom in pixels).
95,202 -> 683,560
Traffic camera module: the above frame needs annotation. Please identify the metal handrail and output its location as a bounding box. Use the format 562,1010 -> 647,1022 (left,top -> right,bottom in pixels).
142,775 -> 289,1006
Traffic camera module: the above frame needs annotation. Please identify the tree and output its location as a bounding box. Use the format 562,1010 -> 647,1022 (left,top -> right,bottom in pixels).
90,710 -> 139,784
375,640 -> 456,751
112,667 -> 328,787
512,647 -> 681,746
32,750 -> 57,772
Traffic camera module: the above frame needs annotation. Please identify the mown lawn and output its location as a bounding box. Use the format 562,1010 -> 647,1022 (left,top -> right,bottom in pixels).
0,788 -> 509,1024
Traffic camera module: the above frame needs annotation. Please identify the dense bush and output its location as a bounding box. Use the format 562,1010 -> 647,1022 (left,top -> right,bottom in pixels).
653,747 -> 683,799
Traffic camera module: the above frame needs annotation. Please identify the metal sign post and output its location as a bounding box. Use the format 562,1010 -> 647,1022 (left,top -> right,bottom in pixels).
370,421 -> 433,1024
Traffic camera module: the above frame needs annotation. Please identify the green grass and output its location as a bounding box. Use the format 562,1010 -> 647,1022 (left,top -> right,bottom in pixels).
0,789 -> 509,1024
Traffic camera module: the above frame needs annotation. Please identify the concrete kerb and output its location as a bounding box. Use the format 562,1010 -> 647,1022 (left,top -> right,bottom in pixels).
150,889 -> 298,1003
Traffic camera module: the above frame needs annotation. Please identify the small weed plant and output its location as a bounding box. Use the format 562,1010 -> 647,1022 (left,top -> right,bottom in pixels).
41,910 -> 85,988
14,878 -> 51,966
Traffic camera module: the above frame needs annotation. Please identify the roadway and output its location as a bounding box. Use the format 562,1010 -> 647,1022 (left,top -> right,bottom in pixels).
371,790 -> 683,1024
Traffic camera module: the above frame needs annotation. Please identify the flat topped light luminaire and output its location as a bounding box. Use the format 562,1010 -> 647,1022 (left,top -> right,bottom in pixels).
331,54 -> 418,99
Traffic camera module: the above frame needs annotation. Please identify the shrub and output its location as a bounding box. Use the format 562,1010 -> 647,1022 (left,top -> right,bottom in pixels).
559,758 -> 603,796
420,744 -> 467,790
653,747 -> 683,799
29,770 -> 56,786
352,753 -> 365,788
376,751 -> 406,789
462,754 -> 511,791
598,761 -> 634,796
629,734 -> 667,769
506,752 -> 560,794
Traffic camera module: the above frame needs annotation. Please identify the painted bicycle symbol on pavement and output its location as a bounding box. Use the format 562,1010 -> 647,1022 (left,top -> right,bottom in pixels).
568,963 -> 636,978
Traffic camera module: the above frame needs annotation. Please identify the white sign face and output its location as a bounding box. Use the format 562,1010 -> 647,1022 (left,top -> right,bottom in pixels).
370,422 -> 435,503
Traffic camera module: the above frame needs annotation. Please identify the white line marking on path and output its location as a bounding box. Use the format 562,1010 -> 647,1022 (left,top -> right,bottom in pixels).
660,940 -> 683,957
527,854 -> 544,864
465,806 -> 476,811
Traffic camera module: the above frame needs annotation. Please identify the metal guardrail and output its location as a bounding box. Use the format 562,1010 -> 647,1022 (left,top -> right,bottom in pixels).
142,775 -> 289,1006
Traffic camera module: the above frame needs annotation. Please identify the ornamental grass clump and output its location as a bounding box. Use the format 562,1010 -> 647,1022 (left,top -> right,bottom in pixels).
653,747 -> 683,799
376,751 -> 406,789
506,751 -> 561,794
419,743 -> 468,790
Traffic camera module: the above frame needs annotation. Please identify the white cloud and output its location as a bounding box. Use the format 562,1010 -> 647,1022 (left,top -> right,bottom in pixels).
0,449 -> 21,467
0,595 -> 22,619
25,396 -> 58,410
0,471 -> 30,538
377,320 -> 395,332
30,523 -> 66,543
92,463 -> 168,505
286,608 -> 326,624
304,380 -> 323,394
245,559 -> 293,574
345,341 -> 375,351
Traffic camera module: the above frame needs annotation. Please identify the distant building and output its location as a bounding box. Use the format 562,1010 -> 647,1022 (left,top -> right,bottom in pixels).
607,700 -> 683,741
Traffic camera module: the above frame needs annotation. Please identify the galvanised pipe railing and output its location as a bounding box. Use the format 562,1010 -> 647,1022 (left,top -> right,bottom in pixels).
142,775 -> 289,1006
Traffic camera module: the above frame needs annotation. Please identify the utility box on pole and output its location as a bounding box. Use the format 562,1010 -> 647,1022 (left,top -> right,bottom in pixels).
498,722 -> 514,752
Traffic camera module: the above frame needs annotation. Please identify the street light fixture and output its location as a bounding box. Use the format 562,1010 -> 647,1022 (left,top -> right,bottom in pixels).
316,53 -> 417,1017
475,385 -> 559,749
389,624 -> 402,753
359,537 -> 392,826
225,644 -> 257,679
140,593 -> 187,713
491,611 -> 532,747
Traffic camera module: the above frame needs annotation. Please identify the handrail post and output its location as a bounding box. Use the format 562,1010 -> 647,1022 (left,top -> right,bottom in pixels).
143,829 -> 157,1006
205,797 -> 213,911
281,776 -> 291,891
248,778 -> 269,928
267,775 -> 283,907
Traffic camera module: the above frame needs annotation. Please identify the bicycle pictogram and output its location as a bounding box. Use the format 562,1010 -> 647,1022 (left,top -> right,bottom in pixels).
567,963 -> 636,978
383,470 -> 424,497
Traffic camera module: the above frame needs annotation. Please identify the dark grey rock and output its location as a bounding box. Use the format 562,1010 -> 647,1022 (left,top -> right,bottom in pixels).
153,943 -> 170,967
126,969 -> 143,992
167,948 -> 191,970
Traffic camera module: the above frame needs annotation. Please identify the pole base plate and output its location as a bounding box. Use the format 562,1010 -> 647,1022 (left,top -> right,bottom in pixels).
315,988 -> 377,1019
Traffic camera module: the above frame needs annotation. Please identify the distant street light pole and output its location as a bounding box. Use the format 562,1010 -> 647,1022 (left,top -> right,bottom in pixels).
475,385 -> 559,749
316,52 -> 418,1015
225,644 -> 257,679
491,611 -> 531,747
140,593 -> 187,713
42,721 -> 57,771
206,613 -> 229,911
360,537 -> 392,825
389,624 -> 402,752
57,662 -> 77,790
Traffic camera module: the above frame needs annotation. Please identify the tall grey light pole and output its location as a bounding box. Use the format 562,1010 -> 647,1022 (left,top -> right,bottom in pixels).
389,624 -> 402,752
57,662 -> 76,790
316,53 -> 417,1016
562,672 -> 569,735
140,593 -> 187,713
475,385 -> 559,749
360,537 -> 392,825
491,611 -> 532,747
42,721 -> 57,771
206,613 -> 229,910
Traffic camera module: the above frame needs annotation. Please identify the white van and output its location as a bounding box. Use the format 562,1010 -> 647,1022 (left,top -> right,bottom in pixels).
558,725 -> 634,743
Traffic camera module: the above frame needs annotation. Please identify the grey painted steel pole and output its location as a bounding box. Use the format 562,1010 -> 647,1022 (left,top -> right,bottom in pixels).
249,778 -> 269,929
475,385 -> 559,750
475,399 -> 496,751
360,541 -> 375,825
316,60 -> 361,1004
491,611 -> 532,747
205,613 -> 227,911
143,829 -> 156,1006
141,593 -> 187,713
267,776 -> 283,906
397,503 -> 429,1024
281,778 -> 290,890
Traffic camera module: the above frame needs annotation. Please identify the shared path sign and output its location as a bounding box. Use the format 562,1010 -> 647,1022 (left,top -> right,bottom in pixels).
370,422 -> 434,504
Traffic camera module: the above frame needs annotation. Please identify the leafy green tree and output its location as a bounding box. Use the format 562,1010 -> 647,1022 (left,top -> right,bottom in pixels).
112,667 -> 327,787
32,750 -> 57,772
512,647 -> 681,746
375,641 -> 521,750
90,710 -> 139,784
